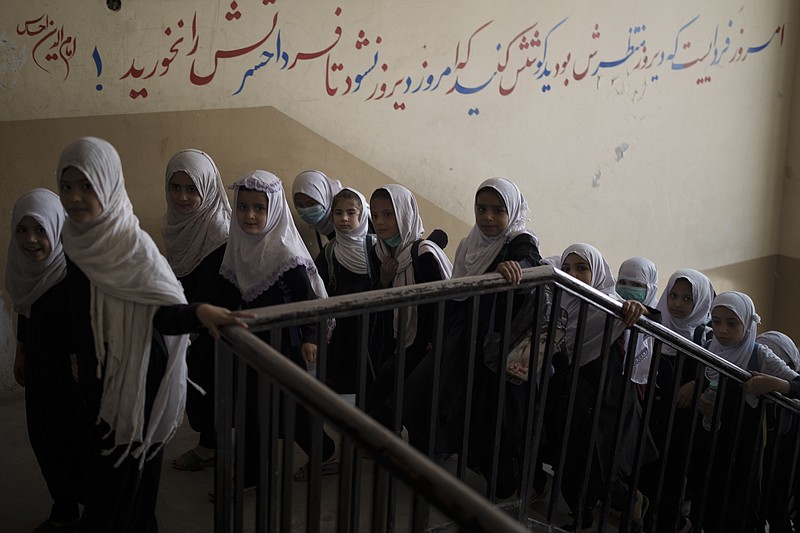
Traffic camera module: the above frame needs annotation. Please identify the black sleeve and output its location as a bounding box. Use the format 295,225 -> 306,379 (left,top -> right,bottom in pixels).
509,233 -> 542,268
645,306 -> 662,325
153,302 -> 203,335
281,266 -> 320,344
787,376 -> 800,399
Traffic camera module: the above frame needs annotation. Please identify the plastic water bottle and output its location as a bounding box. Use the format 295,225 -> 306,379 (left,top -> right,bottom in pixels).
702,380 -> 718,431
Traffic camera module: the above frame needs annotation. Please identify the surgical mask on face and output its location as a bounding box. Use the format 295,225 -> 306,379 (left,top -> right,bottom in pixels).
616,285 -> 647,303
297,205 -> 326,225
383,234 -> 402,248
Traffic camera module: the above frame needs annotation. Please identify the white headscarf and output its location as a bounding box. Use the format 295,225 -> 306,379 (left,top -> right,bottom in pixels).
161,149 -> 231,277
757,331 -> 800,371
560,243 -> 628,367
616,257 -> 658,383
705,291 -> 760,385
617,257 -> 659,308
6,189 -> 67,318
453,177 -> 540,278
291,170 -> 343,237
220,170 -> 328,303
330,188 -> 371,275
540,255 -> 561,268
656,269 -> 714,355
373,184 -> 452,347
58,137 -> 189,466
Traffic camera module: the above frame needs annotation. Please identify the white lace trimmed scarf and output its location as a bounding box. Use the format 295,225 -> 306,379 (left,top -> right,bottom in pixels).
220,170 -> 329,303
291,170 -> 343,238
5,189 -> 67,318
373,184 -> 452,348
58,137 -> 189,467
453,177 -> 539,279
330,187 -> 371,275
161,149 -> 231,277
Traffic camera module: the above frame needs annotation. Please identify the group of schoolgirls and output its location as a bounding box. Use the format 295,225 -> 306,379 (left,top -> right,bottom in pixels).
550,253 -> 800,533
7,135 -> 800,533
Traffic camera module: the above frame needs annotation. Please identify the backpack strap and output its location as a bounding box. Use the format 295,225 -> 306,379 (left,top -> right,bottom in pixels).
363,234 -> 377,284
411,239 -> 422,264
747,344 -> 761,372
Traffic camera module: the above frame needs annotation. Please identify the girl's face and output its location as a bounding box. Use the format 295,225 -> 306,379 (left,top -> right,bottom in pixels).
59,166 -> 103,223
15,215 -> 52,262
711,306 -> 746,346
332,198 -> 361,234
562,253 -> 592,285
293,192 -> 319,209
474,189 -> 510,237
168,171 -> 202,215
371,196 -> 399,241
236,189 -> 268,235
667,278 -> 695,319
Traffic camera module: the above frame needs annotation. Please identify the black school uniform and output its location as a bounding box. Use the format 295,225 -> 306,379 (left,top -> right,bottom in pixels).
315,244 -> 376,395
429,233 -> 540,497
178,242 -> 227,450
640,329 -> 705,533
66,257 -> 202,533
365,244 -> 450,430
693,347 -> 800,533
17,277 -> 83,525
218,266 -> 335,486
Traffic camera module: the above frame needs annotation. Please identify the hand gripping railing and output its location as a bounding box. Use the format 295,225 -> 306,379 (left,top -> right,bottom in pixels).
214,265 -> 800,532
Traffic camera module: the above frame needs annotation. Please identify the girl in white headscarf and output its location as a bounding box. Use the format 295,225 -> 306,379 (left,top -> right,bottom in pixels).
219,170 -> 337,483
557,243 -> 653,532
641,268 -> 714,533
755,331 -> 800,532
6,189 -> 82,531
316,187 -> 376,395
161,149 -> 232,472
366,184 -> 452,445
616,257 -> 659,307
694,292 -> 800,533
615,257 -> 660,387
438,177 -> 542,500
369,184 -> 452,352
57,137 -> 250,532
292,169 -> 343,252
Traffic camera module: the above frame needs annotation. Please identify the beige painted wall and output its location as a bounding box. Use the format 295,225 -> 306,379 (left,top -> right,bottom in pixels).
2,1 -> 800,394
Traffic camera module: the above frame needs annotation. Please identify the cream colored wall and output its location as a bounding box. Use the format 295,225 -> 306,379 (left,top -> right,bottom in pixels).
2,0 -> 800,394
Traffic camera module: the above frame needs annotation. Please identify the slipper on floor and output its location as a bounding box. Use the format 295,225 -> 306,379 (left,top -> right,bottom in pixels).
293,456 -> 341,482
172,449 -> 215,471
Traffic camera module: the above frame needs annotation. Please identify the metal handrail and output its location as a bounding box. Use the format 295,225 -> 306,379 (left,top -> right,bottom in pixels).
232,265 -> 800,415
218,324 -> 528,533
